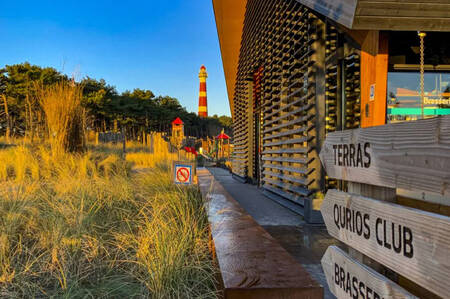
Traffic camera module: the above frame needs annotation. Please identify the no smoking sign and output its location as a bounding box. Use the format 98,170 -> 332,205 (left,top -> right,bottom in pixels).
173,163 -> 193,185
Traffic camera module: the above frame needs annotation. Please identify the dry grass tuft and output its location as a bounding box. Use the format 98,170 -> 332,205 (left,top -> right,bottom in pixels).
36,81 -> 86,155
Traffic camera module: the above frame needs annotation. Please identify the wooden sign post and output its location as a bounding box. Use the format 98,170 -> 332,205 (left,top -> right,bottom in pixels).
319,116 -> 450,198
320,189 -> 450,298
321,246 -> 416,299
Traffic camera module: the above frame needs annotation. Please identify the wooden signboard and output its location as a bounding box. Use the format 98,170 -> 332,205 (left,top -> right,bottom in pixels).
321,189 -> 450,298
319,116 -> 450,199
321,246 -> 417,299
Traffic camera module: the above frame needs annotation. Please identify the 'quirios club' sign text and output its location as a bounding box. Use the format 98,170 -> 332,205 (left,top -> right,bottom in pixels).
333,204 -> 413,258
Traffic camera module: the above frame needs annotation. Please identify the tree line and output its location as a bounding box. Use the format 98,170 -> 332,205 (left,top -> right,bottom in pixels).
0,62 -> 232,140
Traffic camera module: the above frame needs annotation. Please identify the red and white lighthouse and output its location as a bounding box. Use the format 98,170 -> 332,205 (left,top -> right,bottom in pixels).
198,65 -> 208,118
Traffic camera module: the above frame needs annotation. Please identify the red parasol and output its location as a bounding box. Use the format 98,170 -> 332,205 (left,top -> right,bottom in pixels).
183,146 -> 198,156
216,132 -> 230,139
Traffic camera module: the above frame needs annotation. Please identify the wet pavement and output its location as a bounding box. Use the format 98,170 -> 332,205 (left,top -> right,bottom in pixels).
207,167 -> 339,299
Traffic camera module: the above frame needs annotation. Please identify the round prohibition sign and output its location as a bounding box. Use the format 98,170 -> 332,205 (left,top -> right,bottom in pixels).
176,167 -> 190,183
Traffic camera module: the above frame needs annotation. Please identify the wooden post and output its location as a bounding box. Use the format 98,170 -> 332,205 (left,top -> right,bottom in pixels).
26,94 -> 34,143
246,80 -> 254,180
2,95 -> 10,144
310,16 -> 327,193
122,128 -> 126,157
151,133 -> 154,153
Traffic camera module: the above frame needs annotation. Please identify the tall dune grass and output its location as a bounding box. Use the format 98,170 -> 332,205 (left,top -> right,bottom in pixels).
36,81 -> 86,154
0,143 -> 217,298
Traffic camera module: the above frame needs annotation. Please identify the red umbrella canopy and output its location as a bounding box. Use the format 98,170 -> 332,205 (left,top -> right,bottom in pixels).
183,146 -> 198,156
216,132 -> 230,139
171,117 -> 183,125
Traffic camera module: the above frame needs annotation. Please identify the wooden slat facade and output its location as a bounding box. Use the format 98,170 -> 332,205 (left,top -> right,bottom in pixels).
232,0 -> 364,218
232,0 -> 321,206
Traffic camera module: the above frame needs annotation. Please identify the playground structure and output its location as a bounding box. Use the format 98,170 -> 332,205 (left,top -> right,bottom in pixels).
92,116 -> 232,167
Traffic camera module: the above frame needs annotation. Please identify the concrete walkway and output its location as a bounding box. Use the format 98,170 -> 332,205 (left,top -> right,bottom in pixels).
207,167 -> 339,299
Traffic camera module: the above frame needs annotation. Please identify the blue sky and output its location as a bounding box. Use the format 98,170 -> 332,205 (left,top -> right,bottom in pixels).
0,0 -> 230,116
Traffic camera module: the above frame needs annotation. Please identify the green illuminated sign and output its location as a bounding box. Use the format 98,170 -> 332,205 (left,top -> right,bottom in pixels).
388,108 -> 450,116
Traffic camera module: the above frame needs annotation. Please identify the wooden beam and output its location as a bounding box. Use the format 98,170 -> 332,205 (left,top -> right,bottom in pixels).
356,2 -> 450,18
353,16 -> 450,32
247,80 -> 254,179
198,168 -> 323,298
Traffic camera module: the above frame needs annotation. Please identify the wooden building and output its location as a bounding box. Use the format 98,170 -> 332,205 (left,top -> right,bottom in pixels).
212,0 -> 450,220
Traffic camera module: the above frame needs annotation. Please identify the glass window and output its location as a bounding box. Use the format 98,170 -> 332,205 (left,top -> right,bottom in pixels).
387,72 -> 450,123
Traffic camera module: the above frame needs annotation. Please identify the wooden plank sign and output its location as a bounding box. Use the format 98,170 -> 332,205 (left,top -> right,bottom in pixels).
321,189 -> 450,298
319,116 -> 450,198
321,246 -> 417,299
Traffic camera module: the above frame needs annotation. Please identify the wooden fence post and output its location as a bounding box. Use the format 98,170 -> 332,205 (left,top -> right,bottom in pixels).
122,129 -> 126,157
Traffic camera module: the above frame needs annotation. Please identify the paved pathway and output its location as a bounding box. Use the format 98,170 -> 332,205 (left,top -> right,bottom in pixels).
208,167 -> 338,299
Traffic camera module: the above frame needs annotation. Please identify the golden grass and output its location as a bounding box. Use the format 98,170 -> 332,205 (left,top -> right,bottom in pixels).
126,151 -> 178,169
36,81 -> 86,154
0,142 -> 217,298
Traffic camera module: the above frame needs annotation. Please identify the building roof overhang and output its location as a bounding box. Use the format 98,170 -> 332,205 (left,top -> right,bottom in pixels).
212,0 -> 247,116
296,0 -> 450,32
212,0 -> 450,114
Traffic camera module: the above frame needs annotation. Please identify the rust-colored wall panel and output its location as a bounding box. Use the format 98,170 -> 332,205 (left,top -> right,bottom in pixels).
360,30 -> 388,128
373,32 -> 388,126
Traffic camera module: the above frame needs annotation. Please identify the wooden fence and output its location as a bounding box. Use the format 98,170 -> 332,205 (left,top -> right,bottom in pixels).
319,116 -> 450,298
97,132 -> 125,144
